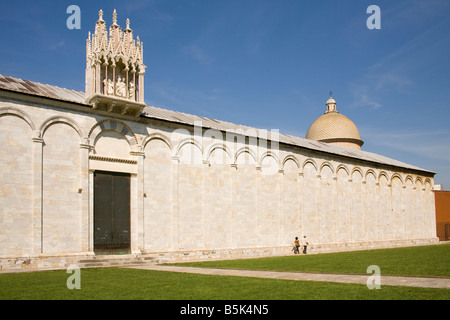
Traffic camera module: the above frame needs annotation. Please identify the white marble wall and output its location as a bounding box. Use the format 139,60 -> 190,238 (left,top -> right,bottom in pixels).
0,97 -> 438,261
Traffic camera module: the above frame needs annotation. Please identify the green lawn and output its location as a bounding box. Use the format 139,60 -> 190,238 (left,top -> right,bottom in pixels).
174,244 -> 450,278
0,244 -> 448,300
0,267 -> 449,300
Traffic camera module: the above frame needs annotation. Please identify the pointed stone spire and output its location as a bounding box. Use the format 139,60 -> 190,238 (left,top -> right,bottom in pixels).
98,9 -> 104,22
93,9 -> 107,50
112,9 -> 118,25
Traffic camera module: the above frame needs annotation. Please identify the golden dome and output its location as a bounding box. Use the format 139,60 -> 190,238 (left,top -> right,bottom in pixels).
305,96 -> 364,150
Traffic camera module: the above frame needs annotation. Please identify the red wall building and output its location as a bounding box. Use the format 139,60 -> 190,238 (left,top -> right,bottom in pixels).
435,191 -> 450,241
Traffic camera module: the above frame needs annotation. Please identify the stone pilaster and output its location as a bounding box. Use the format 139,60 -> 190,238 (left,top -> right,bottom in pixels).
131,150 -> 145,253
32,136 -> 44,254
79,141 -> 91,253
171,156 -> 180,250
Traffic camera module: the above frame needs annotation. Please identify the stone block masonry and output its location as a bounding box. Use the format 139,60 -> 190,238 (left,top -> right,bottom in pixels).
0,95 -> 437,270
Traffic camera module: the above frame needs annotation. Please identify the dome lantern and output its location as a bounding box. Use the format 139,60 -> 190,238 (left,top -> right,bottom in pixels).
325,96 -> 337,113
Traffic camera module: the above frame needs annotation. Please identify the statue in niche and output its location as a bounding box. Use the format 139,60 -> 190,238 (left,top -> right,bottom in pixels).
116,76 -> 126,97
129,80 -> 135,100
106,79 -> 114,95
103,78 -> 107,95
103,78 -> 114,96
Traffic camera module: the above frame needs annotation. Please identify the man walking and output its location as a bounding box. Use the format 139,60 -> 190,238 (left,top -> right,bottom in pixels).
302,235 -> 309,254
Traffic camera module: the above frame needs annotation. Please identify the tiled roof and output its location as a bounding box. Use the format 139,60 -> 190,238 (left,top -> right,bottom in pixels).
0,74 -> 434,174
0,75 -> 86,104
306,112 -> 362,142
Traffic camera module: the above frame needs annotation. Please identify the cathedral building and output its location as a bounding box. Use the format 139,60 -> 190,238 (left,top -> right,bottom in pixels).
0,10 -> 437,270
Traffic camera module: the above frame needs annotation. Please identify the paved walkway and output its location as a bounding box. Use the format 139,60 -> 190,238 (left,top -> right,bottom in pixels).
129,265 -> 450,289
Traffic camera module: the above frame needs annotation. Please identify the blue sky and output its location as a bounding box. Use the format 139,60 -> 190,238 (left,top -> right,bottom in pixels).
1,0 -> 450,188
